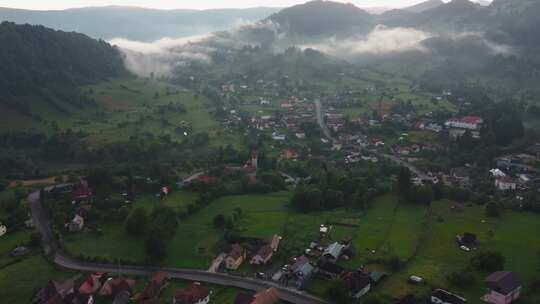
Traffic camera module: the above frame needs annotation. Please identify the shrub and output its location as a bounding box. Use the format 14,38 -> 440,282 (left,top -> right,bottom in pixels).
471,251 -> 505,272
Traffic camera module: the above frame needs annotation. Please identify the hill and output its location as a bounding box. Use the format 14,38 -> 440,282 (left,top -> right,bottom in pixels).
0,6 -> 281,41
402,0 -> 444,13
268,0 -> 374,36
0,22 -> 126,119
380,0 -> 487,32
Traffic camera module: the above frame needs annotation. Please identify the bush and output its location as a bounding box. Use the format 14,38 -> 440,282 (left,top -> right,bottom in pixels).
447,269 -> 476,287
471,251 -> 505,272
125,208 -> 147,236
213,214 -> 226,229
485,202 -> 501,217
325,281 -> 350,304
387,256 -> 404,272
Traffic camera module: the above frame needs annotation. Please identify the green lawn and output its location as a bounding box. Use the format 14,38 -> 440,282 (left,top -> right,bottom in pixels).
165,192 -> 292,268
0,228 -> 73,304
376,200 -> 540,301
0,255 -> 73,304
64,223 -> 145,263
63,192 -> 292,269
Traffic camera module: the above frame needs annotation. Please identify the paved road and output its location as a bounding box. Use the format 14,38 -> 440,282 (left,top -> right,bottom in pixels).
29,191 -> 328,304
314,99 -> 334,142
371,151 -> 430,180
314,99 -> 429,180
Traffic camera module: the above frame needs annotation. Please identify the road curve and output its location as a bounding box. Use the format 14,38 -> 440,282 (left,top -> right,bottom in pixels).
28,191 -> 328,304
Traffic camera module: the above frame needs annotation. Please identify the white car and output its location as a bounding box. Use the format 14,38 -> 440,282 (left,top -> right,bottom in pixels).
460,245 -> 471,252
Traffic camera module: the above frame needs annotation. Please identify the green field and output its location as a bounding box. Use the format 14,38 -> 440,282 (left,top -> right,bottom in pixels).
58,191 -> 540,302
0,78 -> 243,149
63,191 -> 292,269
77,78 -> 243,148
376,200 -> 540,301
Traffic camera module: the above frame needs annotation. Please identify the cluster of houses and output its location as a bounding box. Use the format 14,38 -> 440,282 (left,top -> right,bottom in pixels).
219,235 -> 282,271
490,152 -> 539,192
32,270 -> 281,304
44,181 -> 94,233
32,273 -> 136,304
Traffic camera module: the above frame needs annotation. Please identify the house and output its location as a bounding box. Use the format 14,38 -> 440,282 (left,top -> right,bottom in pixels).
343,271 -> 371,299
234,292 -> 255,304
113,290 -> 132,304
224,244 -> 245,270
445,116 -> 483,130
72,185 -> 93,203
250,245 -> 274,265
99,277 -> 135,298
67,215 -> 85,232
483,271 -> 521,304
33,279 -> 76,304
431,289 -> 466,304
251,287 -> 279,304
138,272 -> 168,304
234,288 -> 279,304
495,176 -> 517,191
0,224 -> 6,237
319,224 -> 330,236
269,235 -> 281,252
317,261 -> 345,279
79,273 -> 104,295
323,242 -> 345,261
456,233 -> 477,248
290,255 -> 314,288
280,149 -> 298,161
173,282 -> 210,304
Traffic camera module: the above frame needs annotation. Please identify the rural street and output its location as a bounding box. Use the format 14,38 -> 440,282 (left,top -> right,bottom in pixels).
29,191 -> 328,304
314,99 -> 334,142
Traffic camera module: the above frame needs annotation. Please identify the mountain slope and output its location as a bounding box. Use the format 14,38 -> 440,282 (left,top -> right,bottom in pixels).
0,22 -> 126,116
269,0 -> 374,36
0,6 -> 281,41
381,0 -> 486,32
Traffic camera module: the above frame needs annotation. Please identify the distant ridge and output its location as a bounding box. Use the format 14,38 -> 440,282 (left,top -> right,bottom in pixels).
403,0 -> 445,13
0,6 -> 281,41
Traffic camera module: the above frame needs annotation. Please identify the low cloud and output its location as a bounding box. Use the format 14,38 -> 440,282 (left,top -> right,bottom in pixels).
110,22 -> 512,77
300,25 -> 433,57
109,21 -> 282,77
110,35 -> 214,77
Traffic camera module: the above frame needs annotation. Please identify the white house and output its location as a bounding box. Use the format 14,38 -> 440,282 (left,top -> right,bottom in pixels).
0,224 -> 6,237
445,116 -> 483,130
67,215 -> 84,232
495,176 -> 517,191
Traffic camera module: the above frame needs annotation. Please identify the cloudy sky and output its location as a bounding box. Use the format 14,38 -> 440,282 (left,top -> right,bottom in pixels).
0,0 -> 459,10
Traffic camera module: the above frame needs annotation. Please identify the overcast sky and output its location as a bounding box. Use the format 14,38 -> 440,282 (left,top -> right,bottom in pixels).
0,0 -> 459,10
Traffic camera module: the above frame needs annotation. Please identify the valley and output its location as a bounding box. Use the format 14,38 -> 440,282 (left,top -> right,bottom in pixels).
1,1 -> 540,304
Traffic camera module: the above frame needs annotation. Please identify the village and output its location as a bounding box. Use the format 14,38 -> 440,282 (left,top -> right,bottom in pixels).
8,81 -> 535,304
1,78 -> 539,304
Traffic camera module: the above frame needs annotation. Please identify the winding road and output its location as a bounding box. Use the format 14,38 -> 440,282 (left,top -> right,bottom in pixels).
29,191 -> 328,304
